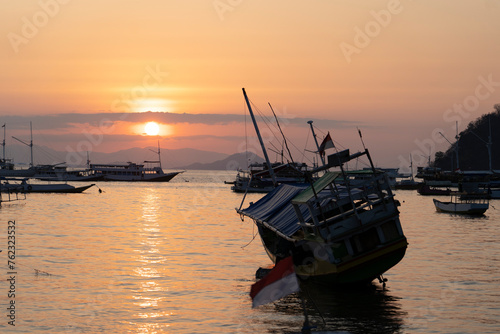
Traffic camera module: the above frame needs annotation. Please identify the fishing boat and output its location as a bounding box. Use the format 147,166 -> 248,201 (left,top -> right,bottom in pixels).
433,193 -> 489,215
1,178 -> 95,193
232,90 -> 320,193
238,149 -> 408,285
236,89 -> 407,286
231,162 -> 314,193
89,141 -> 183,182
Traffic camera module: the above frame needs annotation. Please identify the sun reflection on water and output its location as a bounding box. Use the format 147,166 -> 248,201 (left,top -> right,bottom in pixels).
130,190 -> 171,331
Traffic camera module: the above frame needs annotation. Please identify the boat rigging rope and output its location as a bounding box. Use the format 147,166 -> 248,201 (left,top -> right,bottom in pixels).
241,220 -> 258,249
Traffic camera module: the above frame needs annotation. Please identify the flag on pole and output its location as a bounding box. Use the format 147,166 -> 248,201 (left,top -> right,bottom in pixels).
250,256 -> 300,308
318,132 -> 334,157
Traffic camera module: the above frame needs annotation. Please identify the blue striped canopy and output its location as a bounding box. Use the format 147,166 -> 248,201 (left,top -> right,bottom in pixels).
239,184 -> 310,237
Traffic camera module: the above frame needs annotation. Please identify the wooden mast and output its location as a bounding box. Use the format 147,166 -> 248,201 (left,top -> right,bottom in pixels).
242,88 -> 276,186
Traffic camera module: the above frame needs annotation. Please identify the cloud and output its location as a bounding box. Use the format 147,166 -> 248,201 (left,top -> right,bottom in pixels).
0,111 -> 361,130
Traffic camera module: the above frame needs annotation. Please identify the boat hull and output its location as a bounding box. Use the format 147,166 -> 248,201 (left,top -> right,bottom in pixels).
100,171 -> 181,182
257,221 -> 408,286
2,183 -> 95,193
433,198 -> 488,215
293,239 -> 408,285
37,176 -> 104,182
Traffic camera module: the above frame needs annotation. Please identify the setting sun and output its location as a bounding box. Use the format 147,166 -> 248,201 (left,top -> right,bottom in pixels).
144,122 -> 160,136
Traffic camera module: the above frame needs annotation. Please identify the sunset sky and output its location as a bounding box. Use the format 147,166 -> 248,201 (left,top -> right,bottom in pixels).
1,1 -> 499,171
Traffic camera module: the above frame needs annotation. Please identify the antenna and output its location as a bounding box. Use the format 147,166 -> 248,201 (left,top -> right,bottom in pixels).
438,130 -> 459,170
470,115 -> 493,171
148,140 -> 162,169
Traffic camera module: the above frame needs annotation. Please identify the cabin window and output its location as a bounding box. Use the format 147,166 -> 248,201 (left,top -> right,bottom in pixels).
331,241 -> 348,259
350,227 -> 380,255
380,220 -> 400,242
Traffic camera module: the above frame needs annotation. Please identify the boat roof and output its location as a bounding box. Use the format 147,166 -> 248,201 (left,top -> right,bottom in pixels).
238,171 -> 372,237
292,171 -> 340,204
90,163 -> 144,168
238,184 -> 309,237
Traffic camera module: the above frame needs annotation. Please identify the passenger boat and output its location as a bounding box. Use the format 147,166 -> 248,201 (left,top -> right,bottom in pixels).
34,164 -> 104,182
236,89 -> 408,286
89,142 -> 183,182
90,162 -> 182,182
433,193 -> 489,215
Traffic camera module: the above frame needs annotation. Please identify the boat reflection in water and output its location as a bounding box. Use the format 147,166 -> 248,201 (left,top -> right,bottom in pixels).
245,284 -> 404,334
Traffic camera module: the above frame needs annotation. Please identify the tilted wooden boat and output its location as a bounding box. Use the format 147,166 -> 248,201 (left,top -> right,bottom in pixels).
237,149 -> 408,286
236,89 -> 407,286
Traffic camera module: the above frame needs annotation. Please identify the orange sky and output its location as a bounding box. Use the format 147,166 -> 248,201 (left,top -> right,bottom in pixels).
1,1 -> 500,171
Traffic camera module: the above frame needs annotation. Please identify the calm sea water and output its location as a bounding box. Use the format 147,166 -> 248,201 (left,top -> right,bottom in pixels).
1,170 -> 499,333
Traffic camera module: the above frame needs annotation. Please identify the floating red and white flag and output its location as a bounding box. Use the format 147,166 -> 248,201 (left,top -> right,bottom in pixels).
318,132 -> 334,157
250,256 -> 300,308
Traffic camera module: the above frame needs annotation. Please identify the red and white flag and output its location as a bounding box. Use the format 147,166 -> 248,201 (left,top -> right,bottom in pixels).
250,256 -> 300,308
318,132 -> 334,157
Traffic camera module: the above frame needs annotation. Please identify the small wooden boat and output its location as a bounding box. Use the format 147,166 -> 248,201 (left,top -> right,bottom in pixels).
1,179 -> 95,193
433,193 -> 489,215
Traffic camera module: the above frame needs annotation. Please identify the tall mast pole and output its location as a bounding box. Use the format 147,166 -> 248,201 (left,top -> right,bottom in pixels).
2,123 -> 5,162
30,121 -> 34,168
455,121 -> 459,170
307,120 -> 326,167
488,116 -> 492,172
12,122 -> 34,168
158,139 -> 162,170
242,88 -> 276,186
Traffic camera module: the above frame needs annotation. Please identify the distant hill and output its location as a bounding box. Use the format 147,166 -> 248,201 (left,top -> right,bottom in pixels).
5,144 -> 267,170
434,104 -> 500,171
179,152 -> 265,170
5,145 -> 229,169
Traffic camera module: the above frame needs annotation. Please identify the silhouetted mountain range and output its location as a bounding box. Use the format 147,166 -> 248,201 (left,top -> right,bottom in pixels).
4,144 -> 264,171
434,104 -> 500,171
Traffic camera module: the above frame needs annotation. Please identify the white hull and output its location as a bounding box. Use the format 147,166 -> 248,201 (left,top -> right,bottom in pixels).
433,198 -> 488,215
100,171 -> 181,182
